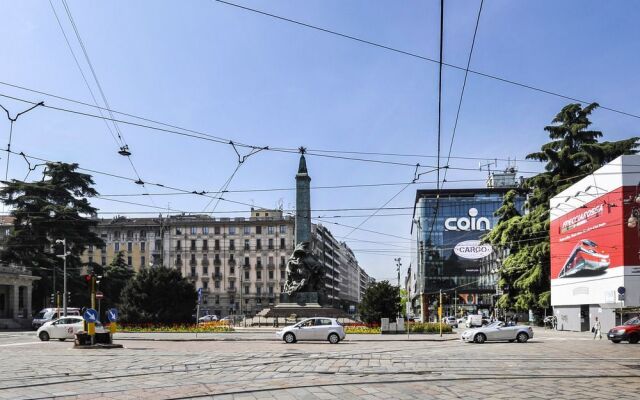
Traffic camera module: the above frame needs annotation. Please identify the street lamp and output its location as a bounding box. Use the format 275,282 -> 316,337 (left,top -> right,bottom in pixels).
55,239 -> 70,316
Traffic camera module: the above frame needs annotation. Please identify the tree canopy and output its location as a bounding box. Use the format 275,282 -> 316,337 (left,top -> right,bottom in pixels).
0,162 -> 104,309
359,280 -> 400,324
119,266 -> 197,324
485,103 -> 638,312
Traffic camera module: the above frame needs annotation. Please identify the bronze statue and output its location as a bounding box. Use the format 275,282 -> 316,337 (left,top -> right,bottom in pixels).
283,242 -> 325,295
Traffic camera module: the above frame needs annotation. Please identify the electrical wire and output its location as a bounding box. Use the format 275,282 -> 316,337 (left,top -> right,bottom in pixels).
213,0 -> 640,120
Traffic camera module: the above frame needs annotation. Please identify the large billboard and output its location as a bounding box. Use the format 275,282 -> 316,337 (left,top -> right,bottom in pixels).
550,156 -> 640,306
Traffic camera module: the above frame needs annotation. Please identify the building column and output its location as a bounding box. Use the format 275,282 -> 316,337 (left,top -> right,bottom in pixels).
12,284 -> 20,319
26,285 -> 32,318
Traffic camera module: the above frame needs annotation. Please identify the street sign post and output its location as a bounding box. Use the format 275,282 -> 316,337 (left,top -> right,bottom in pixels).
96,291 -> 104,299
107,308 -> 118,334
196,288 -> 203,338
84,308 -> 98,345
618,287 -> 626,324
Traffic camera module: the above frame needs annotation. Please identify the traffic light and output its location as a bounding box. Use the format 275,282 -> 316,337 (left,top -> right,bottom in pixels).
67,291 -> 72,305
49,293 -> 55,305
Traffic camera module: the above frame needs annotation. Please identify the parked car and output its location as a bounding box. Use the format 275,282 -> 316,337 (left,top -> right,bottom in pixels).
198,314 -> 218,322
607,316 -> 640,344
276,317 -> 346,344
442,316 -> 458,328
36,316 -> 106,341
461,321 -> 533,344
32,308 -> 81,330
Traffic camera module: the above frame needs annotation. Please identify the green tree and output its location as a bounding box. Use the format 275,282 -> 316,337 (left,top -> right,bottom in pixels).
100,251 -> 134,316
0,162 -> 104,310
486,103 -> 638,313
359,281 -> 400,324
119,266 -> 197,324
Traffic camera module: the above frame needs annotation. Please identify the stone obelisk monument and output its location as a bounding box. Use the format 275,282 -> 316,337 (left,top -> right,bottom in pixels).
295,147 -> 311,245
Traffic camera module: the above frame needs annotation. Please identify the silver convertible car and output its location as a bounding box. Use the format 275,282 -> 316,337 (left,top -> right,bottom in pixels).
461,321 -> 533,344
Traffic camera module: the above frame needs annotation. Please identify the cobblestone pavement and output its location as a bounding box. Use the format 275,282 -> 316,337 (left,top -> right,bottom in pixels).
0,330 -> 639,399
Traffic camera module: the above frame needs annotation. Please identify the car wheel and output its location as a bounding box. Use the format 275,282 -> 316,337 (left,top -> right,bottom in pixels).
611,339 -> 621,344
474,333 -> 486,344
516,332 -> 529,343
628,334 -> 639,344
328,333 -> 340,344
39,331 -> 50,341
284,332 -> 296,344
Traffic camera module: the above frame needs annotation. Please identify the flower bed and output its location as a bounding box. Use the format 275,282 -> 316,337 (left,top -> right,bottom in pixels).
116,321 -> 234,333
344,325 -> 381,334
407,322 -> 452,334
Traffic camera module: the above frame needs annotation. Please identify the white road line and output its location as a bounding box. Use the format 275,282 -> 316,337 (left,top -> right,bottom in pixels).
0,341 -> 43,347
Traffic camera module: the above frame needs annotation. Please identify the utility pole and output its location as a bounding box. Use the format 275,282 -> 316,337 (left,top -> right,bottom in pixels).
55,239 -> 68,317
394,258 -> 402,319
439,289 -> 443,337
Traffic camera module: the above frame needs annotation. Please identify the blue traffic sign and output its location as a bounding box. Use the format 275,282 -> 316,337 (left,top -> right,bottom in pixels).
618,286 -> 626,295
84,308 -> 98,323
197,287 -> 203,303
107,308 -> 119,322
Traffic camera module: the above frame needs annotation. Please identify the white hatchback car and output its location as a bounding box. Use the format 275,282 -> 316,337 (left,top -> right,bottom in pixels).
36,316 -> 106,341
276,318 -> 346,344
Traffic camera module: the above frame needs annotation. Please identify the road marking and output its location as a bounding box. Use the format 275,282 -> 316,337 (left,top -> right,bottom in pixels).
0,341 -> 43,347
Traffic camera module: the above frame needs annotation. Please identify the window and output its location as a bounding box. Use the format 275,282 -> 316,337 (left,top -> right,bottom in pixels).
191,254 -> 196,263
176,254 -> 182,263
155,239 -> 161,250
268,286 -> 274,295
203,281 -> 208,289
256,286 -> 262,295
268,239 -> 273,249
257,257 -> 262,267
101,232 -> 107,239
114,231 -> 120,240
244,285 -> 249,293
268,270 -> 274,280
267,226 -> 275,234
256,270 -> 262,280
127,242 -> 132,252
101,256 -> 106,266
88,245 -> 94,253
140,230 -> 146,239
244,257 -> 249,266
229,240 -> 235,250
256,226 -> 262,234
203,266 -> 208,275
280,238 -> 286,249
126,230 -> 133,239
229,280 -> 235,289
244,239 -> 250,250
215,280 -> 220,288
280,256 -> 285,266
203,227 -> 209,234
229,254 -> 235,261
191,267 -> 196,276
190,227 -> 197,235
88,256 -> 93,264
215,266 -> 220,275
191,240 -> 196,250
203,239 -> 208,250
214,226 -> 220,234
140,242 -> 146,252
176,240 -> 182,250
214,254 -> 220,262
215,295 -> 220,304
127,256 -> 132,266
229,226 -> 236,235
214,239 -> 220,250
280,285 -> 284,292
256,239 -> 262,250
243,226 -> 251,235
279,225 -> 287,234
176,228 -> 182,235
115,243 -> 120,252
141,256 -> 145,267
268,256 -> 274,265
230,266 -> 235,275
244,270 -> 249,280
280,270 -> 285,279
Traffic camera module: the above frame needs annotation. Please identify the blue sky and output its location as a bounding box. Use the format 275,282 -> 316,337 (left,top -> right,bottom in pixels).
1,0 -> 639,280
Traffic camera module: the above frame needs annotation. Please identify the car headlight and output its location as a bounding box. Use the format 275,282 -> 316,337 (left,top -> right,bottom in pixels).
616,329 -> 626,334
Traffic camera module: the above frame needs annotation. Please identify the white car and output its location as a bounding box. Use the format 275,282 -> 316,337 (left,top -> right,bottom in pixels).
199,314 -> 218,322
32,308 -> 81,329
461,321 -> 533,344
36,316 -> 106,341
276,317 -> 346,344
442,316 -> 458,327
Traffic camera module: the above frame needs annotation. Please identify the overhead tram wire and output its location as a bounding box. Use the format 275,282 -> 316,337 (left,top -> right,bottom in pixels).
54,0 -> 158,207
0,84 -> 550,171
212,0 -> 640,121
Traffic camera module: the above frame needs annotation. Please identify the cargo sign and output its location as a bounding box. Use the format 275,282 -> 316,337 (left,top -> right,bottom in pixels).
453,240 -> 493,260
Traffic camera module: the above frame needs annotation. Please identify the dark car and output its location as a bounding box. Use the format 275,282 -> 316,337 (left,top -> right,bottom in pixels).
607,317 -> 640,344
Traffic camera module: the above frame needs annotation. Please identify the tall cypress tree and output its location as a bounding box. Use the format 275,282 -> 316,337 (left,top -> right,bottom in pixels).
1,162 -> 104,310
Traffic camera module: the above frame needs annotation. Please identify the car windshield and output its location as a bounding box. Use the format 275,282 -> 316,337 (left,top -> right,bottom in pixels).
624,317 -> 640,326
35,312 -> 46,319
487,321 -> 503,328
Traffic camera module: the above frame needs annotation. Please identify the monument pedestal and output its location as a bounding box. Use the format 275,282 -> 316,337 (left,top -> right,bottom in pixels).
264,292 -> 349,318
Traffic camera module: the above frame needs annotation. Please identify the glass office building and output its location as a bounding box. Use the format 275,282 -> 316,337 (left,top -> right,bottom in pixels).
410,188 -> 525,319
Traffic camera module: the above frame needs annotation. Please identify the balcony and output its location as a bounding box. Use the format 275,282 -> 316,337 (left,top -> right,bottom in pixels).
244,245 -> 250,251
201,275 -> 210,282
175,259 -> 183,267
227,287 -> 237,293
188,273 -> 198,280
228,276 -> 237,280
279,263 -> 286,269
202,258 -> 210,267
202,246 -> 209,252
255,263 -> 263,270
267,263 -> 275,270
213,259 -> 221,266
213,272 -> 222,280
189,260 -> 197,267
243,263 -> 251,270
229,246 -> 236,251
267,245 -> 274,250
228,259 -> 236,266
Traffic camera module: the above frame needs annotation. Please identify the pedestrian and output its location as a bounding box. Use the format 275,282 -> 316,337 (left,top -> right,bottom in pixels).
592,317 -> 602,339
